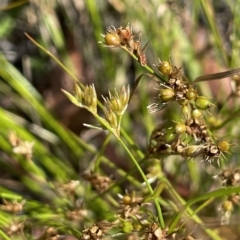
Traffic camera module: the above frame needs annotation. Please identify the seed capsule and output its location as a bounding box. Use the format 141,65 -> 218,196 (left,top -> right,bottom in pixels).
104,33 -> 121,47
191,109 -> 202,119
195,96 -> 211,110
207,116 -> 222,128
182,145 -> 203,157
122,221 -> 133,233
175,123 -> 186,134
133,223 -> 142,231
181,105 -> 191,119
186,89 -> 197,100
158,61 -> 173,76
165,132 -> 176,143
122,196 -> 131,205
159,88 -> 175,102
178,99 -> 189,106
221,200 -> 233,213
218,141 -> 230,152
232,74 -> 240,81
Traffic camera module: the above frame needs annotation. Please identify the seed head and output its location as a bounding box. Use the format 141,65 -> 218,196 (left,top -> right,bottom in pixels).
73,82 -> 83,102
106,85 -> 130,116
103,104 -> 118,130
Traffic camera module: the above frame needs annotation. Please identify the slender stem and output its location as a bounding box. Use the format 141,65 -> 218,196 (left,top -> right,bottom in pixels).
117,137 -> 165,228
25,33 -> 79,83
93,133 -> 112,171
120,46 -> 165,82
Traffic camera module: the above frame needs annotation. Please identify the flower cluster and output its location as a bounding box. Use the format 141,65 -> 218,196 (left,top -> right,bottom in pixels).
63,83 -> 130,138
100,24 -> 147,66
147,60 -> 231,164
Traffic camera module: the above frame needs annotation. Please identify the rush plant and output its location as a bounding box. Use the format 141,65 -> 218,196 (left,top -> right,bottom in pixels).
1,2 -> 240,240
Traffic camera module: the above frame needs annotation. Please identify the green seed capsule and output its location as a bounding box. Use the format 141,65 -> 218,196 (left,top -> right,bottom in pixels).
158,61 -> 172,76
218,141 -> 230,152
222,200 -> 233,212
178,99 -> 189,106
165,132 -> 176,143
183,145 -> 202,157
175,123 -> 186,134
195,96 -> 211,110
191,109 -> 202,119
181,105 -> 191,119
207,116 -> 222,128
133,223 -> 142,231
122,221 -> 133,233
186,89 -> 197,100
159,88 -> 175,102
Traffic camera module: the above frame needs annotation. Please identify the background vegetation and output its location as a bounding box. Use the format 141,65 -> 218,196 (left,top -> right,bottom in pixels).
1,0 -> 240,239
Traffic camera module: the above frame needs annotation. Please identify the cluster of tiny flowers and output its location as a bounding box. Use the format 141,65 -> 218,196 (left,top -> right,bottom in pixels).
63,82 -> 130,137
100,23 -> 148,66
147,60 -> 231,164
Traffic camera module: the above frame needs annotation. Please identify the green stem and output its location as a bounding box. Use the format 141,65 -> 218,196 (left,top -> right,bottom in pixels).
117,137 -> 165,228
93,133 -> 112,171
120,46 -> 165,82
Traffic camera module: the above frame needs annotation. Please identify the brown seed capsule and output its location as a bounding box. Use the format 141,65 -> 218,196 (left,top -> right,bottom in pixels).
122,196 -> 132,205
159,88 -> 175,102
104,33 -> 121,47
117,26 -> 132,44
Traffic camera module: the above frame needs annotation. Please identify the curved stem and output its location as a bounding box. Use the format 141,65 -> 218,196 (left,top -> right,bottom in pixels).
120,46 -> 165,82
117,137 -> 165,228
